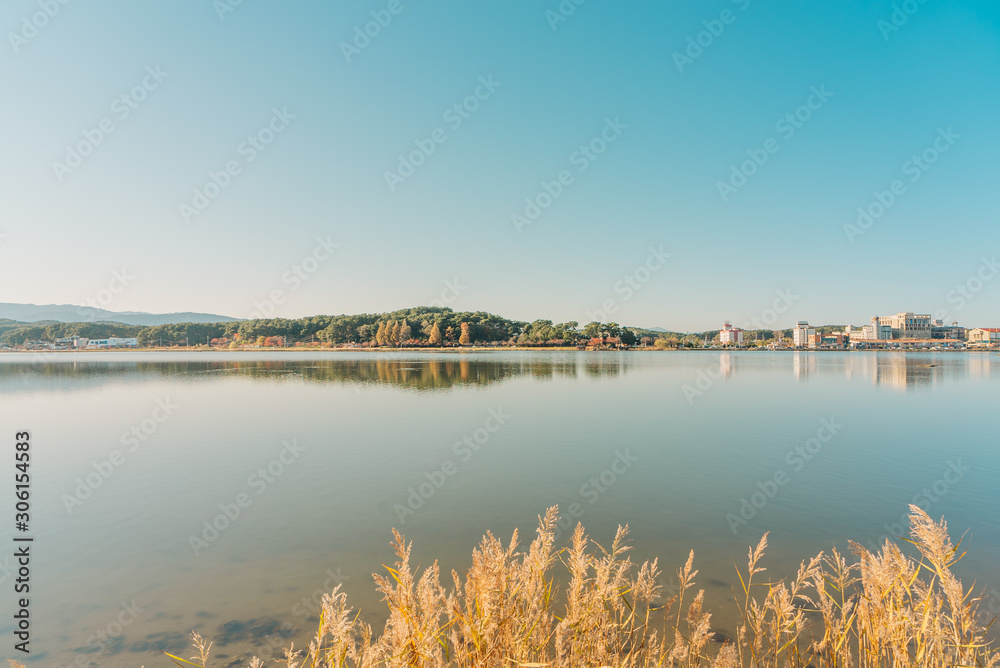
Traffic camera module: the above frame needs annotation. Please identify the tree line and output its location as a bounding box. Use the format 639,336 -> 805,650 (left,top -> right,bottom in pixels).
0,307 -> 662,348
3,309 -> 835,349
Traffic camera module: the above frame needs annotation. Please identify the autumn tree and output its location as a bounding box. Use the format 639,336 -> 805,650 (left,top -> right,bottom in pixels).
428,322 -> 443,346
399,319 -> 411,344
375,321 -> 387,346
390,320 -> 401,346
459,322 -> 471,346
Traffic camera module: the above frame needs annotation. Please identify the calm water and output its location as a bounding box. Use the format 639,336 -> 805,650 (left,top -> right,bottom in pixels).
2,350 -> 999,667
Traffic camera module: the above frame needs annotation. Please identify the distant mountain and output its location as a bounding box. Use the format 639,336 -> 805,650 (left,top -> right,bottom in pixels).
0,303 -> 240,326
645,327 -> 670,333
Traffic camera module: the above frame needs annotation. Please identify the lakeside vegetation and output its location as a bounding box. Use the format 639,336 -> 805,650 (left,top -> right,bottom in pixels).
0,306 -> 815,349
145,506 -> 996,668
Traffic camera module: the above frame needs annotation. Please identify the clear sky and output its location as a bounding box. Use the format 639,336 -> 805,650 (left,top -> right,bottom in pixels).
1,1 -> 998,331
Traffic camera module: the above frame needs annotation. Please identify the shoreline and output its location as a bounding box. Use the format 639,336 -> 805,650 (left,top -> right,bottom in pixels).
2,346 -> 995,354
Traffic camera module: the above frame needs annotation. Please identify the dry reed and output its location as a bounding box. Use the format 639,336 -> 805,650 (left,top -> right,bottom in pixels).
167,504 -> 998,668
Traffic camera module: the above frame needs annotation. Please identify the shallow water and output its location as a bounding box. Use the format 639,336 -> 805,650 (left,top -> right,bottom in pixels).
2,350 -> 998,666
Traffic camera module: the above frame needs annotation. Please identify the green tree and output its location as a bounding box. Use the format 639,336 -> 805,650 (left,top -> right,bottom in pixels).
556,321 -> 579,341
583,321 -> 601,339
600,322 -> 621,339
428,322 -> 443,346
399,319 -> 412,344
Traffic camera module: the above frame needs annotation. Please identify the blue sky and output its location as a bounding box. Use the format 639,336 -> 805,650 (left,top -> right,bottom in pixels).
1,0 -> 998,331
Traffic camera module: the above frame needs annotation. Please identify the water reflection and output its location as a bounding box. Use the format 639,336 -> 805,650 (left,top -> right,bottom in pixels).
834,353 -> 991,391
0,351 -> 993,395
786,352 -> 992,390
0,353 -> 631,394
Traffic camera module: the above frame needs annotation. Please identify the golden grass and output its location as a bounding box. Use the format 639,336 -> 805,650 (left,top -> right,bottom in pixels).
171,504 -> 998,668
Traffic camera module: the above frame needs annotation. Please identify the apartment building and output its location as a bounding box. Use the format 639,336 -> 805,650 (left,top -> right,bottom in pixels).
860,316 -> 892,341
877,312 -> 932,339
792,321 -> 815,348
719,321 -> 744,345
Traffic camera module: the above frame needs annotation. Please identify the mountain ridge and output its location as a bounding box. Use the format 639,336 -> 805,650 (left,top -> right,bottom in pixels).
0,303 -> 241,326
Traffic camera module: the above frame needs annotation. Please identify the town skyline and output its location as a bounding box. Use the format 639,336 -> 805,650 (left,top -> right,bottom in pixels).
2,301 -> 995,345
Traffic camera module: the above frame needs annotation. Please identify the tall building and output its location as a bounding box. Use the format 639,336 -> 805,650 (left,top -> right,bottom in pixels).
719,321 -> 744,346
861,316 -> 892,340
877,312 -> 932,339
792,321 -> 815,348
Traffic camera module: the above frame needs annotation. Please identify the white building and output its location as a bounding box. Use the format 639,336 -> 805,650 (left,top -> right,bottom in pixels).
86,337 -> 138,348
860,316 -> 892,341
877,312 -> 932,339
719,321 -> 744,346
792,321 -> 815,348
54,335 -> 90,348
967,328 -> 1000,345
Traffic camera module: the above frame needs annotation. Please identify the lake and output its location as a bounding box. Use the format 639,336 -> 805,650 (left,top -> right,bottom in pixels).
2,350 -> 998,667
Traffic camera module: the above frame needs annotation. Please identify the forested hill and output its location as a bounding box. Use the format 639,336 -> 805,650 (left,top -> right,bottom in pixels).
0,307 -> 669,347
